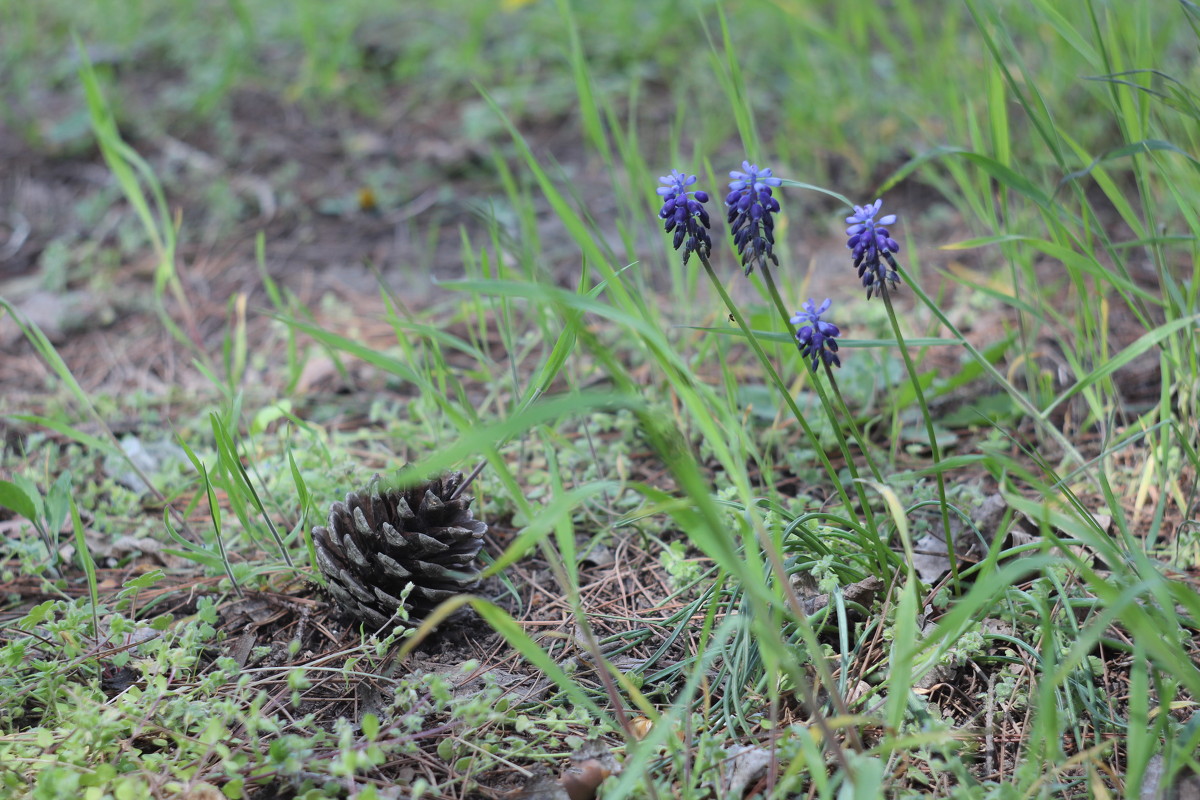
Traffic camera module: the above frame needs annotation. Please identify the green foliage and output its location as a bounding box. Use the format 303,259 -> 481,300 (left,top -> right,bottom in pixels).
3,0 -> 1200,796
0,471 -> 72,573
0,592 -> 607,797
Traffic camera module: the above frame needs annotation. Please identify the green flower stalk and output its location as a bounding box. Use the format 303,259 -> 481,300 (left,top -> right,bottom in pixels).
846,198 -> 957,586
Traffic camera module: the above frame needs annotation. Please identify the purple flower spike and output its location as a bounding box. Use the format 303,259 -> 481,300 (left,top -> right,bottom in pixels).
657,170 -> 712,265
790,298 -> 841,370
725,161 -> 784,275
845,199 -> 901,300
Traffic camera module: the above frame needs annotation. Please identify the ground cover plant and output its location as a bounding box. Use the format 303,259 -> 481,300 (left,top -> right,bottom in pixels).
1,0 -> 1199,797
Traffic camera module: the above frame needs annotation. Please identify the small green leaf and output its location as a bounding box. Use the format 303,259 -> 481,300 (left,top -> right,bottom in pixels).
161,547 -> 225,570
21,600 -> 58,628
287,448 -> 309,509
937,394 -> 1020,427
839,753 -> 886,800
71,495 -> 99,635
251,400 -> 292,436
436,738 -> 455,761
0,480 -> 38,522
899,423 -> 959,450
122,569 -> 166,593
45,471 -> 73,535
885,579 -> 920,732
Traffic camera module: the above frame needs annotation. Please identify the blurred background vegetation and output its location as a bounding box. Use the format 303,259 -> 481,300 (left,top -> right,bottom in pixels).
7,0 -> 1193,204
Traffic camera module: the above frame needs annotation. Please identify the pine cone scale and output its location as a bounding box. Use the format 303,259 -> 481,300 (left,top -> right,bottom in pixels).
340,534 -> 370,570
419,491 -> 444,515
380,523 -> 406,550
410,586 -> 459,604
427,525 -> 485,542
409,532 -> 451,553
375,552 -> 412,580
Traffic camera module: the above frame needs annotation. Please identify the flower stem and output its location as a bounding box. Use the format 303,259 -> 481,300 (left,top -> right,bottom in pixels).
698,260 -> 862,768
823,363 -> 884,485
759,264 -> 889,564
879,283 -> 959,588
698,254 -> 857,518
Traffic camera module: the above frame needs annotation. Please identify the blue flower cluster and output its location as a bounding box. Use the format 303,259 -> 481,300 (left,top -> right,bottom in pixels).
657,170 -> 712,265
790,298 -> 841,370
846,199 -> 901,300
725,162 -> 782,275
653,165 -> 914,370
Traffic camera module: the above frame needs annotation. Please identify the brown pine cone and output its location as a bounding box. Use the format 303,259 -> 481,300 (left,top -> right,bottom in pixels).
312,472 -> 486,628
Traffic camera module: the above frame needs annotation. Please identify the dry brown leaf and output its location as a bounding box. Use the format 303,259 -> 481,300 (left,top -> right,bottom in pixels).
628,716 -> 653,740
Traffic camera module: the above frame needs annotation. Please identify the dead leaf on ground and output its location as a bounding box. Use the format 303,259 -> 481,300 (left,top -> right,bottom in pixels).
912,492 -> 1009,584
722,744 -> 773,798
791,573 -> 885,620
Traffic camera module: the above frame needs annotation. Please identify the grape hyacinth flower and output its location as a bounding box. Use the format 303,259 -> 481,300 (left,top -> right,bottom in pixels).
846,199 -> 901,300
725,161 -> 783,275
657,170 -> 712,265
790,298 -> 841,370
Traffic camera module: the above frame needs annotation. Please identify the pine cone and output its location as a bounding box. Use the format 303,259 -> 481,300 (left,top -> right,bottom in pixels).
312,472 -> 486,628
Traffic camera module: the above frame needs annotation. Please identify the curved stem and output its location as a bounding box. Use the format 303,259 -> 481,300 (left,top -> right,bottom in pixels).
879,279 -> 959,588
698,254 -> 856,518
698,253 -> 865,764
823,365 -> 885,483
759,264 -> 888,566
